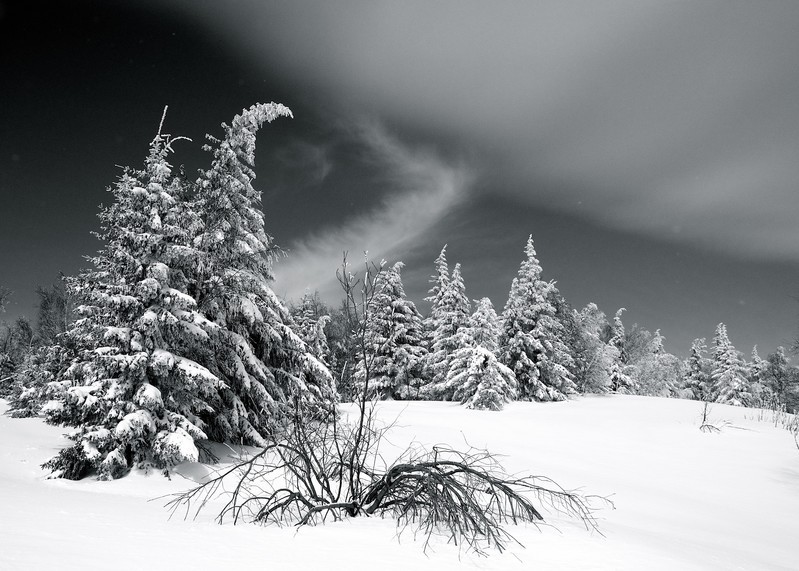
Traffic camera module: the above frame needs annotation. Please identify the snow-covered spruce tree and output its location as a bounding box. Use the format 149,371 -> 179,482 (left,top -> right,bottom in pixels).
291,291 -> 332,366
425,262 -> 471,400
607,308 -> 635,393
498,236 -> 576,402
469,297 -> 501,354
682,338 -> 711,401
325,304 -> 358,402
0,316 -> 34,396
443,298 -> 517,410
193,102 -> 337,436
41,104 -> 337,480
7,342 -> 73,418
746,346 -> 767,406
571,303 -> 615,394
35,277 -> 73,347
449,345 -> 518,411
632,330 -> 682,397
7,277 -> 76,415
422,245 -> 449,378
42,125 -> 218,480
424,245 -> 450,316
761,347 -> 798,412
711,323 -> 751,407
354,262 -> 427,400
610,308 -> 627,365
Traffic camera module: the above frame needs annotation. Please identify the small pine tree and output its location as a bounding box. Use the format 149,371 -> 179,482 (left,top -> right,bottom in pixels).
711,323 -> 751,407
608,356 -> 635,394
449,346 -> 517,411
425,262 -> 471,400
354,262 -> 427,400
291,291 -> 332,366
423,245 -> 449,362
443,297 -> 516,410
35,277 -> 73,346
761,347 -> 798,412
424,245 -> 450,314
610,308 -> 627,364
6,278 -> 76,414
469,298 -> 501,354
572,303 -> 614,394
633,331 -> 682,397
0,316 -> 34,395
747,346 -> 767,406
7,342 -> 74,418
682,338 -> 711,400
498,236 -> 576,402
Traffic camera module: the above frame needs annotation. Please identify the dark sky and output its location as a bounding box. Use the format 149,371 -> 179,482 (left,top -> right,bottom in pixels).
2,0 -> 798,358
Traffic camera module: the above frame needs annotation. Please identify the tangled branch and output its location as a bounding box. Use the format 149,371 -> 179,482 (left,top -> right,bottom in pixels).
164,407 -> 607,555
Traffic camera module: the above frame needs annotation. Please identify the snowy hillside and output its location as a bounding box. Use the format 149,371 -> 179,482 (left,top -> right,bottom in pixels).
2,395 -> 797,570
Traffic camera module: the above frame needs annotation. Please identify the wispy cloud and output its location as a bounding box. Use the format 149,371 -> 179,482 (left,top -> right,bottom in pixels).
177,0 -> 799,264
272,120 -> 472,302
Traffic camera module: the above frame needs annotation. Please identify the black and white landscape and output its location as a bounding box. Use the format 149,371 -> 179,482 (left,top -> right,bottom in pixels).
1,2 -> 798,569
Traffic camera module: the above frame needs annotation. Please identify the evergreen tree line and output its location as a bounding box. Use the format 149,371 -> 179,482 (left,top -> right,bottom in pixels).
287,239 -> 799,414
1,103 -> 797,480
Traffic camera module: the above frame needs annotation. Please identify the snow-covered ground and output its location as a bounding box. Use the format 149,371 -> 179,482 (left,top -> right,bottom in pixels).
2,395 -> 797,570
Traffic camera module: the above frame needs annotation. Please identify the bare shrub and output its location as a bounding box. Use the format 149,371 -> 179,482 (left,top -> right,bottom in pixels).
699,402 -> 724,433
166,401 -> 603,554
164,255 -> 607,554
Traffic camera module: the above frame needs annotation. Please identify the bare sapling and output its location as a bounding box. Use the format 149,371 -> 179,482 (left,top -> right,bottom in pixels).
165,254 -> 608,554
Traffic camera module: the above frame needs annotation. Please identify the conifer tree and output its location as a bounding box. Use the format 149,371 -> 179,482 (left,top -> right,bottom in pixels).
324,305 -> 358,401
633,330 -> 682,397
422,245 -> 449,376
651,329 -> 664,354
608,357 -> 635,394
746,346 -> 767,406
572,303 -> 615,394
41,123 -> 217,479
449,345 -> 518,411
0,316 -> 34,393
761,347 -> 798,411
354,262 -> 427,400
498,236 -> 576,401
683,338 -> 711,400
34,277 -> 73,346
193,103 -> 337,438
469,297 -> 501,353
38,104 -> 336,479
425,262 -> 471,400
711,323 -> 751,407
610,308 -> 627,364
6,277 -> 77,414
423,246 -> 449,350
7,344 -> 69,416
291,291 -> 332,366
443,297 -> 517,410
606,308 -> 634,393
424,245 -> 450,316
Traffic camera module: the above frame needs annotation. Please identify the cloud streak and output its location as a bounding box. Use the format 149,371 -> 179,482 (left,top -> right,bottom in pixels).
272,120 -> 472,302
171,0 -> 799,264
